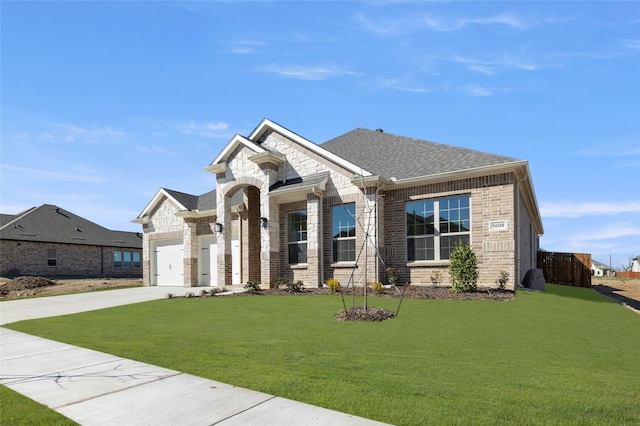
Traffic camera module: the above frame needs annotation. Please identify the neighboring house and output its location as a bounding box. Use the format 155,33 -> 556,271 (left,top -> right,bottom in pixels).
1,204 -> 142,278
134,119 -> 543,290
632,255 -> 640,273
592,259 -> 614,277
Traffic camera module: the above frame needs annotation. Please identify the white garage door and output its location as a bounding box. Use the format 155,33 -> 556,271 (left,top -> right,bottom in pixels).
154,240 -> 184,286
199,236 -> 218,287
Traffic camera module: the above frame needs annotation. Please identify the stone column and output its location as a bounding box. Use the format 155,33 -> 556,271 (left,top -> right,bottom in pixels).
216,190 -> 232,287
306,193 -> 322,287
183,218 -> 198,287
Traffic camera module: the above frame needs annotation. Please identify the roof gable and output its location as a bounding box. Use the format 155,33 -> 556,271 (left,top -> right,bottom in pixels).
0,204 -> 141,248
205,118 -> 373,177
134,188 -> 218,222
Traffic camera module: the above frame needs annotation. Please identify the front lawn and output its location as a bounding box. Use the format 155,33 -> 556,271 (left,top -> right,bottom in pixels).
5,285 -> 640,425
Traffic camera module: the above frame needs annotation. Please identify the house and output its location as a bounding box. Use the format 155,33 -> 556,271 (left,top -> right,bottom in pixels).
632,256 -> 640,273
592,259 -> 614,277
133,119 -> 543,290
1,204 -> 142,278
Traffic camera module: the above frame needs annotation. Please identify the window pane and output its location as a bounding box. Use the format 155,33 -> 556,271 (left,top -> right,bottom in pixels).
114,251 -> 122,268
333,239 -> 355,262
47,249 -> 57,266
439,195 -> 470,235
133,252 -> 141,268
332,204 -> 355,238
406,200 -> 435,236
288,242 -> 308,264
440,235 -> 470,260
408,236 -> 434,261
288,211 -> 307,242
124,251 -> 132,268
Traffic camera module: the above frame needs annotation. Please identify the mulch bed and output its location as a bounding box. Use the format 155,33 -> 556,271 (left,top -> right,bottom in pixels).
242,285 -> 514,301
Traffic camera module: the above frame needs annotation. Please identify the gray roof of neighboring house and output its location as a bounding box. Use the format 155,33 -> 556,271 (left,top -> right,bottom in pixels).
592,259 -> 614,270
0,204 -> 142,248
321,128 -> 519,180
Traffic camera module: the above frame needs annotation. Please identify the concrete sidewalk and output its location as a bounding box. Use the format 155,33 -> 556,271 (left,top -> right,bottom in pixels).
1,287 -> 389,425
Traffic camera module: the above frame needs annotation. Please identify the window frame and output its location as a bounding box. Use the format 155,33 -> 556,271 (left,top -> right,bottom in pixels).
133,252 -> 141,268
114,251 -> 122,268
47,248 -> 57,267
123,251 -> 132,268
406,195 -> 471,263
287,210 -> 308,265
332,203 -> 356,263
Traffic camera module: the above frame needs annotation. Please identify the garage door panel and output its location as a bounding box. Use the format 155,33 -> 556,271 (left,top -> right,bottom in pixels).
154,240 -> 184,286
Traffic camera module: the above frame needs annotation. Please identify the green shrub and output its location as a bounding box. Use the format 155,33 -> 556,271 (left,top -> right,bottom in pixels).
448,242 -> 478,293
496,270 -> 509,290
284,280 -> 305,293
326,278 -> 341,292
430,271 -> 443,288
166,293 -> 175,299
274,276 -> 291,289
200,289 -> 209,297
244,280 -> 262,293
371,281 -> 385,294
386,267 -> 400,285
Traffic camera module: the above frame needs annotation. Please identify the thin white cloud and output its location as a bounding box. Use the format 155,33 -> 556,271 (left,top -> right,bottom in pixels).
260,65 -> 358,81
619,38 -> 640,51
356,11 -> 574,35
176,121 -> 231,139
542,222 -> 640,249
460,84 -> 493,97
1,164 -> 106,182
540,201 -> 640,218
222,40 -> 267,54
453,55 -> 539,73
375,78 -> 431,93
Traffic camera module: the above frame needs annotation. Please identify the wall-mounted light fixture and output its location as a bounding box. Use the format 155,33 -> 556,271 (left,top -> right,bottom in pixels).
214,222 -> 223,233
259,217 -> 268,228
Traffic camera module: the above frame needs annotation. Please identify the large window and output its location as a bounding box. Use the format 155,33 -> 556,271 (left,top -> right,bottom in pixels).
406,195 -> 470,261
332,204 -> 356,263
133,252 -> 141,268
123,251 -> 132,268
47,249 -> 57,267
288,211 -> 307,264
114,251 -> 122,268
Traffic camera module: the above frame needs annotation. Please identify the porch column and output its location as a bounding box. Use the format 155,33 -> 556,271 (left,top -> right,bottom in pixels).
260,190 -> 280,288
216,192 -> 232,287
183,218 -> 198,287
306,193 -> 323,287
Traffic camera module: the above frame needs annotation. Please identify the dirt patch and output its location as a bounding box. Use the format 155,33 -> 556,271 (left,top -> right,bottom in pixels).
592,277 -> 640,312
0,276 -> 143,299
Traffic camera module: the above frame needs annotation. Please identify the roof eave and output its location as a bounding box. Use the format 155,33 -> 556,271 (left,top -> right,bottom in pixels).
175,209 -> 217,219
269,174 -> 329,204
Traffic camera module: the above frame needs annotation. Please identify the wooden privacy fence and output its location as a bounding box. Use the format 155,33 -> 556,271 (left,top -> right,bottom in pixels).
537,251 -> 592,288
617,271 -> 640,279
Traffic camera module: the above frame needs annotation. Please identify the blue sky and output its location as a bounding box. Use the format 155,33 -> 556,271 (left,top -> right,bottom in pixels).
2,1 -> 639,270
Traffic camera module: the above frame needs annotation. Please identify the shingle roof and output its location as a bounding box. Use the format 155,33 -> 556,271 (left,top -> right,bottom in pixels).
0,204 -> 142,248
320,128 -> 519,180
161,188 -> 217,212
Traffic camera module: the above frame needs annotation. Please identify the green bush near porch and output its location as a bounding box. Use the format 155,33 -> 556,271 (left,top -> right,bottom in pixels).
5,284 -> 640,425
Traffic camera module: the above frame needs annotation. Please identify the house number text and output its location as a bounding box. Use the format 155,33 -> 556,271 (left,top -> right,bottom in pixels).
489,220 -> 508,232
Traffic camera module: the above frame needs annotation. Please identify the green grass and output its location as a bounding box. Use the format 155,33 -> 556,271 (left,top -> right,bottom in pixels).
5,285 -> 640,425
0,385 -> 77,425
